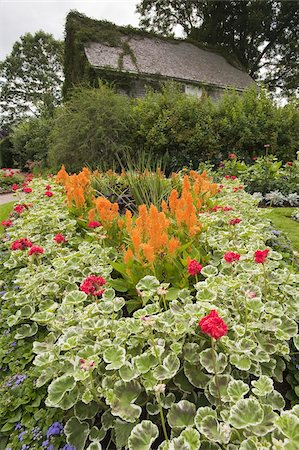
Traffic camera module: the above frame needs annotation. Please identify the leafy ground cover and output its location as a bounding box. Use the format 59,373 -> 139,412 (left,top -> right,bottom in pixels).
0,171 -> 299,450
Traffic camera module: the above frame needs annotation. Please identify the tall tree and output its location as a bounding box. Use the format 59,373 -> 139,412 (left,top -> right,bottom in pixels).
0,31 -> 63,130
136,1 -> 299,97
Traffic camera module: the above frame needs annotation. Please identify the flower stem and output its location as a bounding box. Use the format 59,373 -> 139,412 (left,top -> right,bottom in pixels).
211,337 -> 222,407
158,401 -> 169,442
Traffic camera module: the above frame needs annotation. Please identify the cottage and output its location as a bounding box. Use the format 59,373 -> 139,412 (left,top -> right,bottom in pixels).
64,12 -> 255,99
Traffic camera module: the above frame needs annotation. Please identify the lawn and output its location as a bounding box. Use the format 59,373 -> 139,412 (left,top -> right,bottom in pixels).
266,207 -> 299,253
0,201 -> 14,234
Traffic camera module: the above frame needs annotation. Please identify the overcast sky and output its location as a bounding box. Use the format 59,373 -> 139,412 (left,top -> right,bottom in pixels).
0,0 -> 140,60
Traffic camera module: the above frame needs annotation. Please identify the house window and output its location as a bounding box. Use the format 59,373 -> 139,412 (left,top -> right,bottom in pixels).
184,84 -> 202,98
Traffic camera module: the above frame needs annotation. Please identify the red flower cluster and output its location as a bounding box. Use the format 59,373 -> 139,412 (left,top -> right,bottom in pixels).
45,191 -> 53,197
199,310 -> 228,340
228,153 -> 236,160
254,249 -> 269,264
224,175 -> 237,180
23,187 -> 32,193
80,275 -> 106,297
45,185 -> 52,190
188,259 -> 203,276
87,221 -> 101,229
28,246 -> 44,256
233,185 -> 244,192
224,252 -> 240,263
11,238 -> 33,251
1,220 -> 12,228
12,184 -> 19,191
286,162 -> 293,166
53,233 -> 67,244
210,205 -> 234,213
14,204 -> 25,214
229,218 -> 241,225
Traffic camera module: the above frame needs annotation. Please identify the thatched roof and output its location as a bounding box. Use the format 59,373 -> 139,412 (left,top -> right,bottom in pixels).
84,35 -> 254,91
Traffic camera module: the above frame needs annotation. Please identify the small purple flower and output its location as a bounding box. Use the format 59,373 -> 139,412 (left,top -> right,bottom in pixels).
6,374 -> 27,388
15,422 -> 22,430
46,421 -> 63,438
42,441 -> 49,448
60,446 -> 77,450
18,430 -> 26,441
0,291 -> 6,296
10,341 -> 17,347
3,329 -> 10,336
21,445 -> 29,450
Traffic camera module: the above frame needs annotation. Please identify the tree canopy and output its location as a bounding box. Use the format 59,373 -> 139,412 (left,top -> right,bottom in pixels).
0,31 -> 63,130
136,0 -> 299,97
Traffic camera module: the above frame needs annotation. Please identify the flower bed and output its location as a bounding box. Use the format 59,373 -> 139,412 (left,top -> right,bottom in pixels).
0,172 -> 299,450
0,169 -> 27,194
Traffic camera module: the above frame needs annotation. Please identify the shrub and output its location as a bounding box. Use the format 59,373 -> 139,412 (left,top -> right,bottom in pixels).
11,115 -> 53,169
48,83 -> 135,172
132,83 -> 220,171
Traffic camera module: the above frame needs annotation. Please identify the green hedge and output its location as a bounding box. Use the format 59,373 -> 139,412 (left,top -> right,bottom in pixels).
7,83 -> 299,173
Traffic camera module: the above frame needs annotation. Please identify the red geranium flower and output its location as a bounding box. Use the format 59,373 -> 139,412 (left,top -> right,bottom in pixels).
12,184 -> 19,191
254,249 -> 269,264
229,218 -> 241,225
11,238 -> 33,251
23,187 -> 32,193
252,156 -> 257,161
188,259 -> 203,276
28,246 -> 44,256
222,206 -> 234,212
80,275 -> 106,297
14,204 -> 25,214
286,162 -> 293,166
45,185 -> 52,190
1,220 -> 12,227
53,233 -> 67,244
199,310 -> 228,340
45,191 -> 53,197
229,153 -> 236,160
224,252 -> 240,263
87,221 -> 101,229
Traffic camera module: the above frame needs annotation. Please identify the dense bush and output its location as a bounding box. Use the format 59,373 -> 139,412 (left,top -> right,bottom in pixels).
132,84 -> 219,171
11,115 -> 53,169
48,84 -> 135,172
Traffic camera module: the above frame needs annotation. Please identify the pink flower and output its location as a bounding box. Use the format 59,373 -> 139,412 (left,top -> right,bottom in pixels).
231,176 -> 237,180
53,233 -> 67,244
188,259 -> 203,276
23,187 -> 32,193
80,275 -> 106,297
254,249 -> 269,264
28,246 -> 44,256
224,252 -> 240,263
45,191 -> 53,197
11,238 -> 33,251
1,220 -> 12,227
199,310 -> 228,340
286,162 -> 293,166
87,221 -> 101,228
229,153 -> 236,160
252,156 -> 257,161
12,184 -> 19,191
229,218 -> 241,225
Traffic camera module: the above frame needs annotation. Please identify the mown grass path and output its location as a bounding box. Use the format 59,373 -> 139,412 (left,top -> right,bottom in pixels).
0,202 -> 14,234
266,207 -> 299,253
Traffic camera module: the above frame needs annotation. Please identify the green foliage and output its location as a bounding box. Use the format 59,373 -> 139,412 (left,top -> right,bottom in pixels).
48,84 -> 135,172
132,83 -> 219,171
11,115 -> 53,169
1,176 -> 299,448
0,31 -> 63,129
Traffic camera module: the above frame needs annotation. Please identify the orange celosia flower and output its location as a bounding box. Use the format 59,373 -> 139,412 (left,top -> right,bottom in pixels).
124,248 -> 134,264
56,165 -> 69,185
